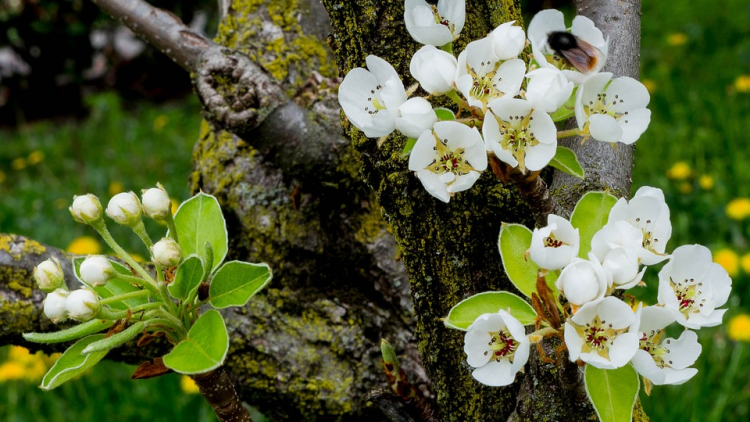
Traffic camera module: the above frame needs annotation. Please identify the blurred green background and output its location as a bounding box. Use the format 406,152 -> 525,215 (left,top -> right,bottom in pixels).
2,0 -> 750,420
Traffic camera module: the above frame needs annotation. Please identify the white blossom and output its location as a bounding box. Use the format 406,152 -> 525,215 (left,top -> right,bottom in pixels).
601,247 -> 645,290
527,9 -> 609,84
338,55 -> 407,138
590,220 -> 644,263
631,306 -> 701,385
565,297 -> 641,369
395,97 -> 438,138
455,37 -> 526,110
404,0 -> 465,46
490,21 -> 526,60
529,214 -> 579,270
575,72 -> 651,145
69,194 -> 103,225
34,257 -> 65,293
525,68 -> 574,113
410,45 -> 457,95
408,121 -> 487,203
44,288 -> 69,323
482,98 -> 556,172
141,183 -> 172,221
151,238 -> 183,268
608,186 -> 671,265
555,254 -> 609,307
65,289 -> 101,322
464,310 -> 530,386
657,245 -> 732,329
80,255 -> 116,287
106,191 -> 143,226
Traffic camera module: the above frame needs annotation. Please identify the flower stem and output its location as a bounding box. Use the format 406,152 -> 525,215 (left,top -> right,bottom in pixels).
97,302 -> 162,320
150,309 -> 188,340
99,290 -> 152,306
112,273 -> 158,296
91,220 -> 157,288
165,213 -> 179,243
439,42 -> 453,55
557,128 -> 581,139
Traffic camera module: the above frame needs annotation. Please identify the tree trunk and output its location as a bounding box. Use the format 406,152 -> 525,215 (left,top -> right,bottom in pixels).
1,0 -> 649,421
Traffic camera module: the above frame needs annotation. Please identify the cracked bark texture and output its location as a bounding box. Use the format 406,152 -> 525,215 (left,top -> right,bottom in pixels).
2,0 -> 649,421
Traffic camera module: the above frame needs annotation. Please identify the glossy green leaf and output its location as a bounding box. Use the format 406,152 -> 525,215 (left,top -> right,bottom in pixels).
168,254 -> 205,300
73,257 -> 148,310
498,224 -> 540,298
443,291 -> 537,330
401,138 -> 417,158
585,364 -> 640,422
40,335 -> 108,390
549,146 -> 584,179
82,321 -> 146,354
570,191 -> 618,258
163,310 -> 228,374
173,193 -> 228,273
209,261 -> 272,309
434,107 -> 456,121
23,319 -> 114,344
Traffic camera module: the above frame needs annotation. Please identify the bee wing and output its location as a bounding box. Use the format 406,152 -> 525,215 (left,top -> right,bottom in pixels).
561,38 -> 602,73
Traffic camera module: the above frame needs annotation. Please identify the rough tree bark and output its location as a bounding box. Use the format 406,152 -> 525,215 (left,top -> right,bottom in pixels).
0,0 -> 648,421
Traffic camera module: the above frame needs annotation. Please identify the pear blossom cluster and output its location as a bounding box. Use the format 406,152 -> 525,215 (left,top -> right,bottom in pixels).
463,186 -> 731,388
338,1 -> 652,202
34,183 -> 182,324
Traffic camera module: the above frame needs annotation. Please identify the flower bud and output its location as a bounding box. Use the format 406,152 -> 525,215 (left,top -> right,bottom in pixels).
106,192 -> 143,226
395,97 -> 438,139
141,184 -> 172,222
409,45 -> 458,95
65,289 -> 100,322
80,255 -> 116,287
34,257 -> 65,293
555,254 -> 609,307
69,194 -> 103,224
44,289 -> 70,323
151,238 -> 183,267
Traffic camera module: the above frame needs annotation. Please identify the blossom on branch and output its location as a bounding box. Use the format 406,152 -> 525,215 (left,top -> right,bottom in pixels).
529,214 -> 579,270
408,121 -> 487,203
455,37 -> 526,110
404,0 -> 465,47
464,310 -> 530,386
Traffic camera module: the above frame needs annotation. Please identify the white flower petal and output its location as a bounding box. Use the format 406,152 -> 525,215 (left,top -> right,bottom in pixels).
471,358 -> 515,386
416,170 -> 450,203
448,172 -> 481,193
464,329 -> 493,367
589,114 -> 623,143
564,322 -> 583,361
493,59 -> 526,98
408,130 -> 439,171
608,332 -> 639,368
570,16 -> 606,50
606,77 -> 650,112
437,0 -> 465,38
617,108 -> 651,145
664,330 -> 701,370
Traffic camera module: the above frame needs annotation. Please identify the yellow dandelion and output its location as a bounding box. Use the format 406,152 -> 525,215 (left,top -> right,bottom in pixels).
27,150 -> 45,165
0,361 -> 26,381
641,79 -> 657,94
153,115 -> 169,132
667,161 -> 691,180
726,198 -> 750,220
130,253 -> 146,263
171,198 -> 180,215
735,75 -> 750,93
54,198 -> 68,209
0,170 -> 6,184
8,345 -> 34,363
741,253 -> 750,274
11,157 -> 27,171
67,236 -> 103,255
728,314 -> 750,342
180,375 -> 201,394
108,181 -> 125,196
714,249 -> 739,278
667,32 -> 688,46
678,182 -> 692,195
699,175 -> 714,190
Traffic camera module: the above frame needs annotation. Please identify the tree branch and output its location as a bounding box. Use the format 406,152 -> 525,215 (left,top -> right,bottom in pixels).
550,0 -> 641,211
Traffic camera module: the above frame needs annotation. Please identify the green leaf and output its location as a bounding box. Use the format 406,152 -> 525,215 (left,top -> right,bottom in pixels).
443,292 -> 537,330
209,261 -> 272,309
549,146 -> 584,179
498,224 -> 539,298
73,257 -> 149,310
23,319 -> 115,344
570,191 -> 619,258
168,254 -> 205,300
584,364 -> 640,422
173,193 -> 228,273
82,321 -> 146,354
163,310 -> 228,374
549,88 -> 577,122
401,137 -> 417,158
434,107 -> 456,121
40,335 -> 108,390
